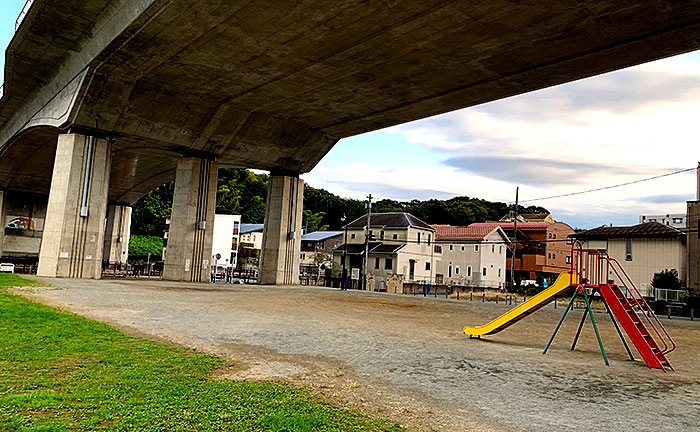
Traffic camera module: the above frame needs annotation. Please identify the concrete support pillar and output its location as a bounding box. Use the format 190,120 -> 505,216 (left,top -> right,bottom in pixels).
687,201 -> 699,291
103,205 -> 132,265
37,133 -> 111,278
162,157 -> 218,282
0,191 -> 6,260
260,174 -> 304,285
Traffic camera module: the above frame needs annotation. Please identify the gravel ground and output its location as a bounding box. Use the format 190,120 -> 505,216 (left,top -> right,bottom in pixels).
17,278 -> 700,432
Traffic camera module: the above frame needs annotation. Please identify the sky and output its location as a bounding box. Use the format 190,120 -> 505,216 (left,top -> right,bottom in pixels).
2,1 -> 698,229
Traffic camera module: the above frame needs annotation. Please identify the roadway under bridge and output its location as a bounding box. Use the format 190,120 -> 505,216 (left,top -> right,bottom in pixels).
1,0 -> 699,282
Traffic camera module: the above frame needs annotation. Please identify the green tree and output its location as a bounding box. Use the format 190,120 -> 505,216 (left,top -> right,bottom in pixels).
131,182 -> 174,236
303,210 -> 329,233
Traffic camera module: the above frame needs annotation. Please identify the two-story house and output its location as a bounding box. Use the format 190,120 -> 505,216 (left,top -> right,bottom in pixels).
431,224 -> 509,288
333,212 -> 435,291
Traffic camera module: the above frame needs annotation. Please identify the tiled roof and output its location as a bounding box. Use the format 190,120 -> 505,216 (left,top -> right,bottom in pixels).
345,212 -> 433,230
571,222 -> 684,239
431,224 -> 501,240
302,231 -> 343,241
471,222 -> 552,231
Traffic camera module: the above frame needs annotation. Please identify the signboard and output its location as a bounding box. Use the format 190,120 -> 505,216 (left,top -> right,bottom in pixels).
351,268 -> 360,280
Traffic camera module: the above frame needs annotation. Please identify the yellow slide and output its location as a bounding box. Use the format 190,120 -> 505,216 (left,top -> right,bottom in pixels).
463,271 -> 580,336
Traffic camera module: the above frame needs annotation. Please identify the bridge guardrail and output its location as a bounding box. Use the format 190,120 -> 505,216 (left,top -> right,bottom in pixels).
16,0 -> 35,31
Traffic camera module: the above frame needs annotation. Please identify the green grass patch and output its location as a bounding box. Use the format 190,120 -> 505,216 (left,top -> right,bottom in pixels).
0,290 -> 401,431
0,273 -> 44,287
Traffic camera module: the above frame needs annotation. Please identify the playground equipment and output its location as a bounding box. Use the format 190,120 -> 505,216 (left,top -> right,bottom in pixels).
463,241 -> 676,371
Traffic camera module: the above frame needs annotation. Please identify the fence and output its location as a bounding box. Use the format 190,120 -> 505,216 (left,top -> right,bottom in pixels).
654,288 -> 686,302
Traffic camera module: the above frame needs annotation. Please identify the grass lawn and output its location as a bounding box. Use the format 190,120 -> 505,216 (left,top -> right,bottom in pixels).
0,274 -> 401,431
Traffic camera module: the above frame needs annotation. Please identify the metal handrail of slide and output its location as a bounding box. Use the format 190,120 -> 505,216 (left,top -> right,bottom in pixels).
606,256 -> 676,355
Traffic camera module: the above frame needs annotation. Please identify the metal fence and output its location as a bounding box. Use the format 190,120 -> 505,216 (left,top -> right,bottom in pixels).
655,288 -> 686,302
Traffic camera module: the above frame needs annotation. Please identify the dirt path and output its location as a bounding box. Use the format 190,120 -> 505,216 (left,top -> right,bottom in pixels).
18,278 -> 700,432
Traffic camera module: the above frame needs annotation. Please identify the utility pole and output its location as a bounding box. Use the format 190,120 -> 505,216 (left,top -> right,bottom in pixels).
341,214 -> 347,290
511,187 -> 519,291
363,194 -> 373,290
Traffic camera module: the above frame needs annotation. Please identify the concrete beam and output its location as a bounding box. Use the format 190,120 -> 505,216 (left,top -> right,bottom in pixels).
162,157 -> 217,282
259,175 -> 304,285
37,133 -> 111,278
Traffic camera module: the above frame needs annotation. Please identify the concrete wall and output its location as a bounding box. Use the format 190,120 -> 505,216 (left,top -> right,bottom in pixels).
687,201 -> 699,291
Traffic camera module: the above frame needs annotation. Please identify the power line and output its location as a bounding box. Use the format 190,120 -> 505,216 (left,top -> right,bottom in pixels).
510,166 -> 697,204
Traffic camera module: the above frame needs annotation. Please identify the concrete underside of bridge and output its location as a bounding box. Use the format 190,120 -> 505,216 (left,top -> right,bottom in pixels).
1,0 -> 700,280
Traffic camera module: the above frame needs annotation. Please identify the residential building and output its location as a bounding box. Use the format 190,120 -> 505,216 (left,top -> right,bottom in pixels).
239,223 -> 264,250
300,231 -> 343,277
471,221 -> 575,283
499,213 -> 555,223
571,222 -> 686,295
688,201 -> 700,291
431,224 -> 509,288
333,212 -> 435,291
210,214 -> 241,269
639,213 -> 686,229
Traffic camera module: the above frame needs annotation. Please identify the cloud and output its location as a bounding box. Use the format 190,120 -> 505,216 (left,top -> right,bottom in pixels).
636,194 -> 695,204
443,156 -> 674,187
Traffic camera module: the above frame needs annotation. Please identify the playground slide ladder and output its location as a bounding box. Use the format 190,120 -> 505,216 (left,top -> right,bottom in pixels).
599,284 -> 671,371
572,245 -> 675,371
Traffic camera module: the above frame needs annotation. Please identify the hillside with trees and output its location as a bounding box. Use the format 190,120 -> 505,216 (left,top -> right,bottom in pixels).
131,168 -> 547,236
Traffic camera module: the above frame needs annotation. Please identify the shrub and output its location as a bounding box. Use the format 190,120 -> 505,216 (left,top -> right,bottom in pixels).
129,235 -> 164,258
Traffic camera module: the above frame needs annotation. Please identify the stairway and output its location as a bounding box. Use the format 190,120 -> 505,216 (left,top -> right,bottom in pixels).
599,284 -> 672,371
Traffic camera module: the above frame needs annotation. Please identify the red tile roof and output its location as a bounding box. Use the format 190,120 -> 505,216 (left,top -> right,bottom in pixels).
471,222 -> 552,230
432,224 -> 502,240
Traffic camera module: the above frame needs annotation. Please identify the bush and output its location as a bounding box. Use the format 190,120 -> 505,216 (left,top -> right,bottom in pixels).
681,291 -> 700,309
651,268 -> 682,290
129,235 -> 164,258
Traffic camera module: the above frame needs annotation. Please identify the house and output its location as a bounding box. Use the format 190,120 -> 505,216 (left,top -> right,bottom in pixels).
332,212 -> 435,291
431,224 -> 509,288
210,214 -> 241,269
471,221 -> 575,284
300,231 -> 343,277
239,223 -> 264,250
499,213 -> 555,223
571,222 -> 687,296
639,213 -> 686,229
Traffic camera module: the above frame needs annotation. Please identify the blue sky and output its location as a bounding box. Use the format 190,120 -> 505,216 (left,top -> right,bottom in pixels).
2,1 -> 698,229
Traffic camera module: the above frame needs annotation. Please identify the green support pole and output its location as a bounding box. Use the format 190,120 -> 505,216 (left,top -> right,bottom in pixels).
570,306 -> 588,351
543,290 -> 577,355
583,290 -> 609,366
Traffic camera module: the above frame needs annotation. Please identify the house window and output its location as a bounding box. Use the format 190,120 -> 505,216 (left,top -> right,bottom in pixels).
448,265 -> 452,278
434,245 -> 442,253
380,230 -> 384,240
474,245 -> 479,252
548,233 -> 552,239
498,268 -> 501,277
428,234 -> 431,245
553,233 -> 557,239
491,244 -> 495,253
649,218 -> 657,222
449,245 -> 453,251
369,230 -> 373,241
467,266 -> 472,277
351,233 -> 355,239
461,246 -> 464,251
417,233 -> 421,244
385,258 -> 393,270
456,266 -> 460,275
552,253 -> 556,259
626,238 -> 632,261
499,246 -> 503,254
301,254 -> 305,260
375,257 -> 380,269
673,217 -> 683,224
548,253 -> 551,259
425,262 -> 430,271
566,256 -> 571,264
482,267 -> 487,276
393,233 -> 397,239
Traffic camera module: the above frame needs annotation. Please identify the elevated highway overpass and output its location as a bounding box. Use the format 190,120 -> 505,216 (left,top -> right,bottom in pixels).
1,0 -> 699,282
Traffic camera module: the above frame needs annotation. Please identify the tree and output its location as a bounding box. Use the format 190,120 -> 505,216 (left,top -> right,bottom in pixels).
131,182 -> 174,236
303,210 -> 328,233
651,269 -> 682,291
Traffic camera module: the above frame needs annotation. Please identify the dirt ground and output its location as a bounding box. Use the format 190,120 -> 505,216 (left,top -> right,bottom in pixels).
15,278 -> 700,432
